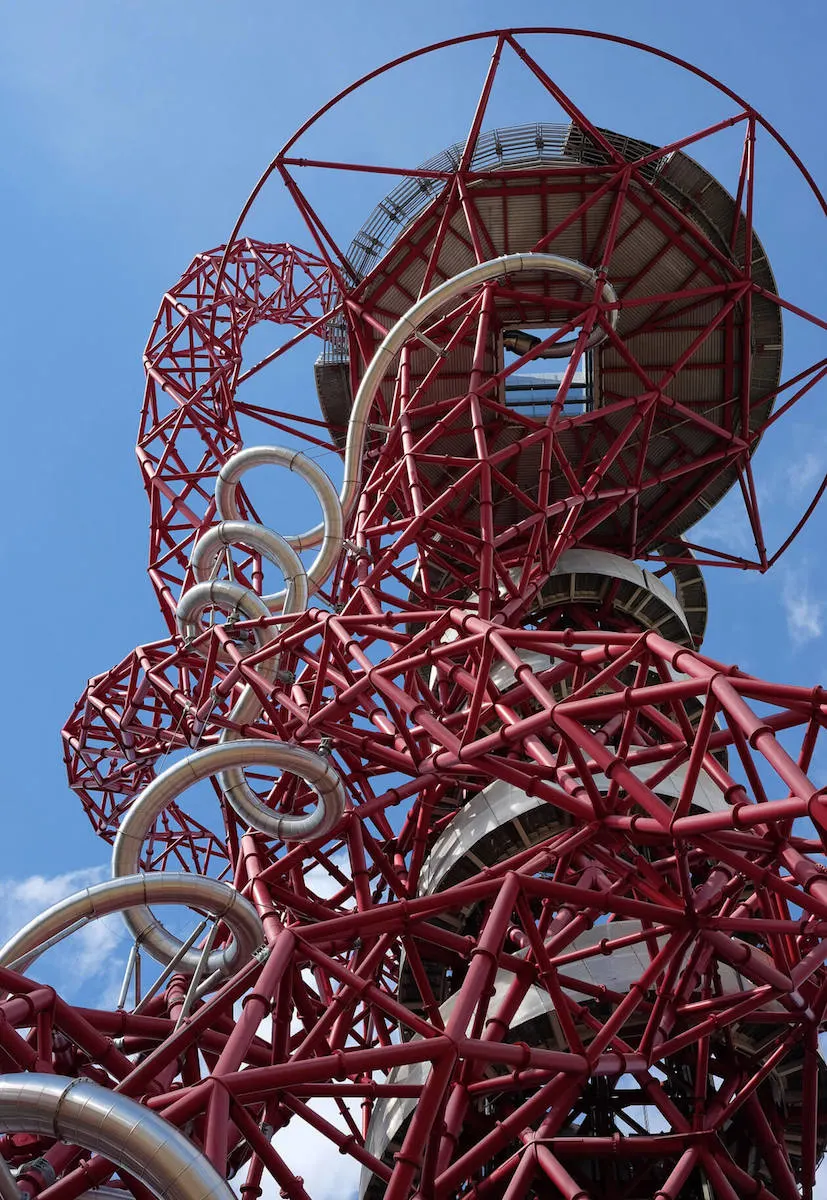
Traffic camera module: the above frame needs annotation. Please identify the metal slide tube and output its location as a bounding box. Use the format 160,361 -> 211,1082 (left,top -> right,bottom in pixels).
112,741 -> 345,966
175,579 -> 275,654
215,445 -> 344,582
177,576 -> 279,782
176,446 -> 345,842
0,1156 -> 18,1200
176,571 -> 283,835
215,741 -> 345,843
303,252 -> 619,547
132,919 -> 208,1015
0,1074 -> 234,1200
0,874 -> 263,983
190,519 -> 308,614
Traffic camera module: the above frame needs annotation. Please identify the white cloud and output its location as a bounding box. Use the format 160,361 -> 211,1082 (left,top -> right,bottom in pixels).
0,865 -> 127,1006
263,1098 -> 362,1200
304,852 -> 353,904
0,865 -> 107,941
782,570 -> 823,647
236,975 -> 363,1199
788,448 -> 826,496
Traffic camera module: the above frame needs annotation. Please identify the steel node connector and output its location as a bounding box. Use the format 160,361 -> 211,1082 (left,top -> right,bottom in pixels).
3,27 -> 827,1200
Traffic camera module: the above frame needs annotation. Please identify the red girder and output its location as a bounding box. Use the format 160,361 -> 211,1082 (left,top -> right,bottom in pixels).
138,238 -> 337,630
5,27 -> 827,1200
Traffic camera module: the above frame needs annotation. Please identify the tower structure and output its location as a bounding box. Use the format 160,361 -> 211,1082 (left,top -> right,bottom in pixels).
1,27 -> 827,1200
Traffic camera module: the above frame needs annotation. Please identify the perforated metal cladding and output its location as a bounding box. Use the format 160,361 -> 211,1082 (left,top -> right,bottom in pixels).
319,122 -> 782,552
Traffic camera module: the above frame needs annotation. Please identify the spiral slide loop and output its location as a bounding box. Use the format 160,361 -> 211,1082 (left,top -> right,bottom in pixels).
111,741 -> 346,968
163,259 -> 610,860
175,446 -> 347,850
0,1075 -> 235,1200
10,258 -> 602,997
215,444 -> 345,593
96,445 -> 348,972
9,257 -> 597,999
7,444 -> 346,994
329,252 -> 618,547
190,520 -> 308,614
0,873 -> 263,982
176,577 -> 277,652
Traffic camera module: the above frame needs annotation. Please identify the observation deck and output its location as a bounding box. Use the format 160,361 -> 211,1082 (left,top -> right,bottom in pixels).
317,121 -> 782,556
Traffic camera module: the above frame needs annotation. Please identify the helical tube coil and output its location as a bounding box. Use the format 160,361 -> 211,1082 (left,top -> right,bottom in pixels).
5,255 -> 603,1005
0,1074 -> 235,1200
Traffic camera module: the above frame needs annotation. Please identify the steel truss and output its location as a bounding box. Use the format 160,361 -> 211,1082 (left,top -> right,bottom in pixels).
4,26 -> 827,1200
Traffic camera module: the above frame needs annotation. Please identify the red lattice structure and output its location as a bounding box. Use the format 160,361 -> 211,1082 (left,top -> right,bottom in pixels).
4,27 -> 827,1200
138,239 -> 338,629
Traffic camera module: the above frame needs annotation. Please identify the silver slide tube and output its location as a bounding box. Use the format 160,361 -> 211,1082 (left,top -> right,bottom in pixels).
0,874 -> 263,983
180,447 -> 345,841
112,741 -> 345,967
173,469 -> 344,857
83,261 -> 596,999
176,578 -> 276,656
297,252 -> 619,548
176,575 -> 281,786
190,519 -> 308,614
0,1075 -> 234,1200
215,739 -> 345,841
178,539 -> 285,836
215,445 -> 344,587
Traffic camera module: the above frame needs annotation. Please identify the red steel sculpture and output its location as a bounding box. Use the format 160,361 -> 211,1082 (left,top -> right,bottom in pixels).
3,27 -> 827,1200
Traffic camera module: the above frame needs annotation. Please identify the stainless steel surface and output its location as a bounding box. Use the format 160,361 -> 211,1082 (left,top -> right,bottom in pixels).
325,122 -> 782,547
365,921 -> 668,1198
0,1156 -> 19,1200
314,254 -> 618,548
544,548 -> 691,641
132,919 -> 208,1015
0,1075 -> 234,1200
658,539 -> 709,646
0,873 -> 263,984
215,444 -> 344,586
174,920 -> 221,1027
191,519 -> 308,614
182,445 -> 345,839
419,769 -> 727,898
175,578 -> 275,653
361,923 -> 807,1197
112,741 -> 345,966
21,435 -> 348,996
487,650 -> 556,693
217,739 -> 346,842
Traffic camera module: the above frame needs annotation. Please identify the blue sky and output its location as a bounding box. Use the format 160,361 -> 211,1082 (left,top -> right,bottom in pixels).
1,1 -> 827,1191
5,0 -> 826,877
